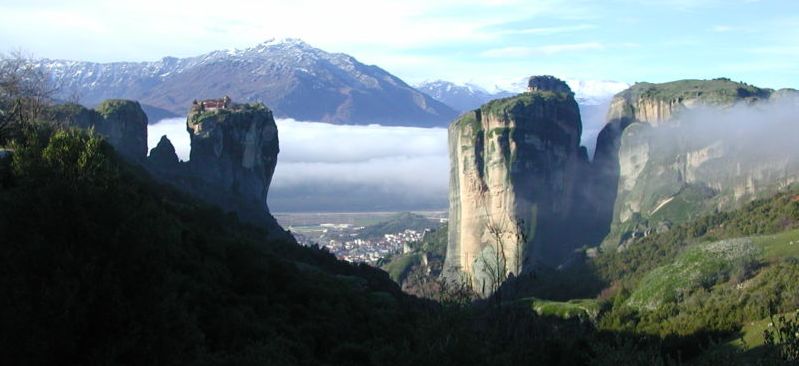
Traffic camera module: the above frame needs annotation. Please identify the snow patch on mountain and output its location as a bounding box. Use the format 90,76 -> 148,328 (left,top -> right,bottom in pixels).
35,38 -> 457,126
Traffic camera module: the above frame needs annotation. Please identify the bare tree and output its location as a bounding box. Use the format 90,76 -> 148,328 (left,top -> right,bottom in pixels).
0,50 -> 57,144
477,208 -> 529,301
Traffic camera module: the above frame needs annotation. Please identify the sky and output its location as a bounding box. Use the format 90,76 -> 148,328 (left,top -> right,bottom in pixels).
1,0 -> 798,90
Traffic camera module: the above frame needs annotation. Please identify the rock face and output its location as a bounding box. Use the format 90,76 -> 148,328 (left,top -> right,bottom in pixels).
444,76 -> 590,290
94,100 -> 149,160
50,100 -> 148,161
49,98 -> 286,237
147,135 -> 180,171
186,101 -> 279,213
593,79 -> 799,247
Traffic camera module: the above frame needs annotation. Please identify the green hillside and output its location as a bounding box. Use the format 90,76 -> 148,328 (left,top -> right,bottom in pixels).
381,223 -> 448,296
1,123 -> 662,365
358,212 -> 439,239
588,189 -> 799,362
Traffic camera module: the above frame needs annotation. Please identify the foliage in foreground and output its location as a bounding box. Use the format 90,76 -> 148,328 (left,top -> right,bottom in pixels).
764,310 -> 799,362
1,124 -> 704,365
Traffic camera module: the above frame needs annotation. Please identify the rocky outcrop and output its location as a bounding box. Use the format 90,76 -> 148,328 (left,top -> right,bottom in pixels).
528,75 -> 573,94
185,102 -> 279,213
147,135 -> 180,171
444,76 -> 592,290
593,79 -> 799,247
50,100 -> 148,161
94,100 -> 149,160
52,98 -> 285,236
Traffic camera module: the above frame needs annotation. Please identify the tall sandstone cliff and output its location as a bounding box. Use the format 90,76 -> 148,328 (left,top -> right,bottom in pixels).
52,98 -> 284,236
444,76 -> 597,289
185,103 -> 279,214
592,79 -> 799,247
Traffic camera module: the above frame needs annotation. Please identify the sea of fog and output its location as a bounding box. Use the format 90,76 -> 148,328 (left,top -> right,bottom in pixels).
147,110 -> 612,212
147,118 -> 450,212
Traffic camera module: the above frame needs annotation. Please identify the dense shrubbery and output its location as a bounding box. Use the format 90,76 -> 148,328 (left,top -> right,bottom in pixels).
594,189 -> 799,288
586,188 -> 799,361
764,310 -> 799,362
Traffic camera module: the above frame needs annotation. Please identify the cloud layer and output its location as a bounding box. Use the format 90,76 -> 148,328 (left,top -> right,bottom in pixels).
147,118 -> 450,212
147,94 -> 799,212
147,117 -> 191,160
269,119 -> 450,211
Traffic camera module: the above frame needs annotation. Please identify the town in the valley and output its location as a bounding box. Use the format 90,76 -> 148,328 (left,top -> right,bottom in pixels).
275,211 -> 446,264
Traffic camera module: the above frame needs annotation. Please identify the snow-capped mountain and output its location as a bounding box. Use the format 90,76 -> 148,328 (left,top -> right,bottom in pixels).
416,80 -> 514,112
486,77 -> 629,105
420,77 -> 629,158
39,39 -> 458,127
420,78 -> 628,111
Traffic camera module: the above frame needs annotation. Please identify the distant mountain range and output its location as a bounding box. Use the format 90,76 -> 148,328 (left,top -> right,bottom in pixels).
39,39 -> 459,127
417,78 -> 629,112
418,78 -> 628,157
416,81 -> 515,112
38,38 -> 628,130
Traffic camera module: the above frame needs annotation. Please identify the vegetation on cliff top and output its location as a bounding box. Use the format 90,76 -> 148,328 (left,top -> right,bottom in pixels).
95,99 -> 148,120
620,78 -> 772,104
452,89 -> 576,132
187,101 -> 271,128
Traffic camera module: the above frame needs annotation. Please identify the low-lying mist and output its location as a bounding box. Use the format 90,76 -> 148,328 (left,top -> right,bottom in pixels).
579,102 -> 612,159
269,119 -> 449,212
147,118 -> 450,212
145,95 -> 798,214
666,95 -> 799,154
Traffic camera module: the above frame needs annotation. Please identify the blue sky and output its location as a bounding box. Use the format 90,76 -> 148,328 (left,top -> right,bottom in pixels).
1,0 -> 797,89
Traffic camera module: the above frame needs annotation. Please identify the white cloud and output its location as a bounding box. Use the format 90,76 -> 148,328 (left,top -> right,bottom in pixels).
481,42 -> 604,58
0,0 -> 571,62
494,24 -> 595,36
147,117 -> 450,211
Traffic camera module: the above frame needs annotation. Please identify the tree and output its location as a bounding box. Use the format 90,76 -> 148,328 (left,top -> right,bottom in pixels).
478,209 -> 530,301
0,51 -> 57,144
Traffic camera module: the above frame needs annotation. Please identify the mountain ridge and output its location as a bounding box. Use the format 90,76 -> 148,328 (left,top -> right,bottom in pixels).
39,38 -> 459,127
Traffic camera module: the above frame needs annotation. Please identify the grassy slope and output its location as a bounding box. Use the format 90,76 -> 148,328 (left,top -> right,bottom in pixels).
528,298 -> 601,320
754,228 -> 799,259
626,238 -> 761,310
579,188 -> 799,363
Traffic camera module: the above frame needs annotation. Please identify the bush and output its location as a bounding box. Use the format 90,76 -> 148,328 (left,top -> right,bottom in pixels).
764,309 -> 799,362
